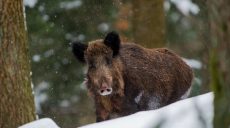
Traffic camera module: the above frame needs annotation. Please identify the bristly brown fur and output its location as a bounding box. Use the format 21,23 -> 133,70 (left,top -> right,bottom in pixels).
76,39 -> 193,122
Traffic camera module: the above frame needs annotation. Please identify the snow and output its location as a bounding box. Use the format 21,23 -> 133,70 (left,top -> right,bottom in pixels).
171,0 -> 200,15
44,49 -> 54,58
70,95 -> 80,103
38,5 -> 45,12
59,99 -> 71,108
194,77 -> 202,86
80,93 -> 213,128
180,86 -> 192,99
23,0 -> 38,8
164,1 -> 171,11
42,14 -> 49,22
19,118 -> 59,128
32,55 -> 41,62
65,33 -> 86,41
20,93 -> 213,128
34,81 -> 49,113
77,34 -> 86,41
97,23 -> 110,33
183,58 -> 202,69
134,91 -> 143,103
60,0 -> 82,10
23,2 -> 27,31
148,95 -> 161,109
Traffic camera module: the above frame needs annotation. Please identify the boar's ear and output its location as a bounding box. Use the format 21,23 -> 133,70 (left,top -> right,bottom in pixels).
104,31 -> 120,57
72,41 -> 88,63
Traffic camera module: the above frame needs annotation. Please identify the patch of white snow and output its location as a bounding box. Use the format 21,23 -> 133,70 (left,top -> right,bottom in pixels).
44,49 -> 54,58
23,2 -> 27,31
60,0 -> 82,10
180,86 -> 192,99
59,100 -> 70,107
183,58 -> 202,69
134,91 -> 143,104
171,0 -> 200,15
34,81 -> 50,113
164,1 -> 171,11
19,118 -> 60,128
32,55 -> 41,62
148,96 -> 161,109
23,0 -> 38,8
97,23 -> 110,33
80,93 -> 213,128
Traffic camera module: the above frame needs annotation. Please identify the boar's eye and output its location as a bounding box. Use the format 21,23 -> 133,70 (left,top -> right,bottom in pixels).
105,57 -> 112,65
89,63 -> 96,69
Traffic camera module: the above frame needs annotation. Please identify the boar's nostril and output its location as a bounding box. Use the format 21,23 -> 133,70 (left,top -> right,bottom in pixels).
106,88 -> 111,92
100,90 -> 104,93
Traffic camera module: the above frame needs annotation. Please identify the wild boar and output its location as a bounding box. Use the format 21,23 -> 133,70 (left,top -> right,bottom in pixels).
72,31 -> 193,122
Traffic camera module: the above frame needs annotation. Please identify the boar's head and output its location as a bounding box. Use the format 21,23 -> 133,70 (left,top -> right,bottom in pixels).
72,32 -> 124,96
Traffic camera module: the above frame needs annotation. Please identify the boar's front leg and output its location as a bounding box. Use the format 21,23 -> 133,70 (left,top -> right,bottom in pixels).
96,108 -> 110,122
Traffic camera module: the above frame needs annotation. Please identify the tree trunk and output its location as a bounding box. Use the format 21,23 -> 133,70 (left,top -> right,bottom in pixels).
132,0 -> 165,48
0,0 -> 36,127
193,0 -> 211,93
207,0 -> 230,127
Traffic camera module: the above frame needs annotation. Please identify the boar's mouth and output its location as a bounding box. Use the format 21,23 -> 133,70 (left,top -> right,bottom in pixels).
84,77 -> 113,96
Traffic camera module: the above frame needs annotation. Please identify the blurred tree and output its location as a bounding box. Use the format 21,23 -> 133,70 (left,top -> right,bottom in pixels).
0,0 -> 36,127
207,0 -> 230,127
165,0 -> 201,56
132,0 -> 165,48
193,0 -> 210,93
114,0 -> 133,41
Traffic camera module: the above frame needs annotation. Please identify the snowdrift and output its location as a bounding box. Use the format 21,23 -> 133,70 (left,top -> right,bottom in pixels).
80,93 -> 213,128
19,93 -> 213,128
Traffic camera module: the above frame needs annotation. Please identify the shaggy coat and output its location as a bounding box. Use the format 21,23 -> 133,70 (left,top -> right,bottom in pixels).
72,32 -> 193,122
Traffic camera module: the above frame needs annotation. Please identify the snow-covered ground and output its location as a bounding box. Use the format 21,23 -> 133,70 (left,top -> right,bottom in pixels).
80,93 -> 213,128
19,118 -> 59,128
19,93 -> 213,128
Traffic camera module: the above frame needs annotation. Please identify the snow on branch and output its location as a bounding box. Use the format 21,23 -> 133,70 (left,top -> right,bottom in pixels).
183,58 -> 202,69
23,0 -> 38,8
170,0 -> 200,15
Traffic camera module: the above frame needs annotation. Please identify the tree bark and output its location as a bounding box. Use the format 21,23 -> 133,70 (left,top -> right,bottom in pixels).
207,0 -> 230,127
0,0 -> 36,127
132,0 -> 165,48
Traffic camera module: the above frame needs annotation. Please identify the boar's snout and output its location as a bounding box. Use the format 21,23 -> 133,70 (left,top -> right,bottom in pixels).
98,83 -> 113,96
